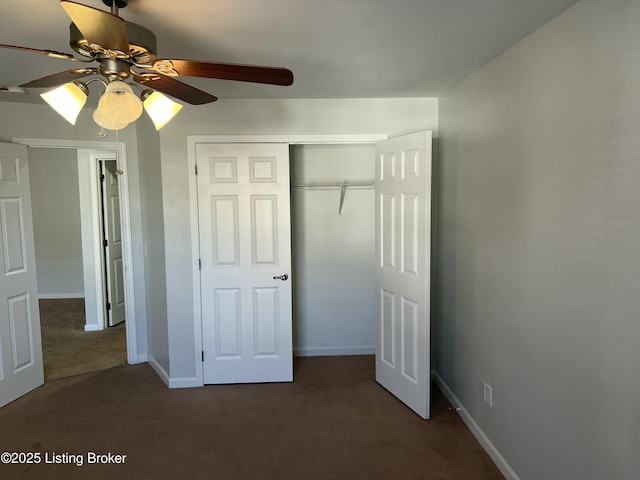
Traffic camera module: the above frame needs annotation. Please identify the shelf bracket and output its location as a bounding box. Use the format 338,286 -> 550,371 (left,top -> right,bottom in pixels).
338,184 -> 347,215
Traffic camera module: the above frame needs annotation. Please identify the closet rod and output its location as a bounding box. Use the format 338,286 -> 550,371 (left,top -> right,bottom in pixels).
291,181 -> 375,214
290,181 -> 374,190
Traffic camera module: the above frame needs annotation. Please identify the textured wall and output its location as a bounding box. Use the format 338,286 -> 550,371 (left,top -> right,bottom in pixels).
436,1 -> 640,478
28,148 -> 83,296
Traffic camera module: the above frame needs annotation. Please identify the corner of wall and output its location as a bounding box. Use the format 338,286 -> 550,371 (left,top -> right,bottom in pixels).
433,373 -> 520,480
146,354 -> 170,387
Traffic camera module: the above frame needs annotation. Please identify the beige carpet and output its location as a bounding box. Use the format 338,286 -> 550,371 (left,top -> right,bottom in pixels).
39,298 -> 127,380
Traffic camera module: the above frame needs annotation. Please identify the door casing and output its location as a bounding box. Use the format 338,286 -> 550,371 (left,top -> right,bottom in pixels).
79,150 -> 116,331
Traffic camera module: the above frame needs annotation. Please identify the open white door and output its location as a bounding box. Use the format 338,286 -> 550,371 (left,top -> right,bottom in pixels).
375,131 -> 432,419
100,160 -> 125,327
0,142 -> 44,407
197,143 -> 293,384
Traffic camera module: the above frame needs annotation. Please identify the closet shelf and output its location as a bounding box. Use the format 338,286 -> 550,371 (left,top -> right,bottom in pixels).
291,181 -> 375,214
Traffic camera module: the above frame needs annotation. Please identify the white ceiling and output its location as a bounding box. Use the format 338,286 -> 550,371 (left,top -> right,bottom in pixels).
0,0 -> 580,104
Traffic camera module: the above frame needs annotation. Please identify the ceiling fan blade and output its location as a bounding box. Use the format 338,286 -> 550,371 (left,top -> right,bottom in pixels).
19,68 -> 98,88
134,75 -> 218,105
152,59 -> 294,86
60,1 -> 129,54
0,43 -> 87,61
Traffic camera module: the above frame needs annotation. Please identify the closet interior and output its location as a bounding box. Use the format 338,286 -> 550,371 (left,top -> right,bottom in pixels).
290,143 -> 376,356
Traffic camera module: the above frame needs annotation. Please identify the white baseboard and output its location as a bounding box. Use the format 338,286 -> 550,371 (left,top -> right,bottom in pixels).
147,355 -> 170,387
168,376 -> 202,389
147,356 -> 201,388
432,372 -> 520,480
39,293 -> 85,299
294,345 -> 375,357
135,354 -> 148,364
83,324 -> 103,332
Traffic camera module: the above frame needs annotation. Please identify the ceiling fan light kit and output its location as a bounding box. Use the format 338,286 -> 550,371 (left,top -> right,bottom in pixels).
93,80 -> 142,129
2,0 -> 293,131
141,90 -> 183,131
40,81 -> 89,125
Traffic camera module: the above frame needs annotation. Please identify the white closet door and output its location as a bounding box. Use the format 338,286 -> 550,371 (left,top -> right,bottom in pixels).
0,142 -> 44,408
375,131 -> 432,419
197,143 -> 292,384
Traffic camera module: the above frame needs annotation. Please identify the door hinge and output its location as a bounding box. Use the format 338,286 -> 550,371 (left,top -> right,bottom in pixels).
100,174 -> 105,182
195,164 -> 198,175
106,302 -> 111,311
198,258 -> 202,270
201,351 -> 204,362
103,239 -> 108,248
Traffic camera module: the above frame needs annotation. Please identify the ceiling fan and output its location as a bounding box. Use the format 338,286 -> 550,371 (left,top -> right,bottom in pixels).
0,0 -> 294,129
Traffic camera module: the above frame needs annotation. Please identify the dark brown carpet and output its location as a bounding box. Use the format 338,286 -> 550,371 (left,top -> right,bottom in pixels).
0,356 -> 504,480
39,298 -> 127,380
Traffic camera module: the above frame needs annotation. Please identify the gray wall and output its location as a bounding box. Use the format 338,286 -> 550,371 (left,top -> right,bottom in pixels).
291,143 -> 375,356
436,1 -> 640,478
28,148 -> 83,296
158,98 -> 439,383
136,116 -> 169,374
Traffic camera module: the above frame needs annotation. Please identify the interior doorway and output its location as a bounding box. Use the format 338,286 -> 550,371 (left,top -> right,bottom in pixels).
38,298 -> 126,380
27,147 -> 128,379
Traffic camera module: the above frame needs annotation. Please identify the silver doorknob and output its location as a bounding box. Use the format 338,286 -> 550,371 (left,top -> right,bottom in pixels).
273,273 -> 289,281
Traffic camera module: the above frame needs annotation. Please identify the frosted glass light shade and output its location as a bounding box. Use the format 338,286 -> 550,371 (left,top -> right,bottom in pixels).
142,91 -> 183,130
41,82 -> 88,125
92,106 -> 129,131
93,80 -> 143,130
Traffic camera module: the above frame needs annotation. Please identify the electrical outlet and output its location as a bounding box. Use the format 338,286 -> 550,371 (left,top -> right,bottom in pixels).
483,382 -> 493,407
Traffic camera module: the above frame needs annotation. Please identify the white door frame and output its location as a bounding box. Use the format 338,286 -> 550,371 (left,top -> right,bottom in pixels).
188,134 -> 387,386
78,150 -> 116,331
12,138 -> 137,364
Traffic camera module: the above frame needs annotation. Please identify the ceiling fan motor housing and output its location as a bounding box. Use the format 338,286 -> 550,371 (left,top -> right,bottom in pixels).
69,21 -> 158,65
99,58 -> 133,81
